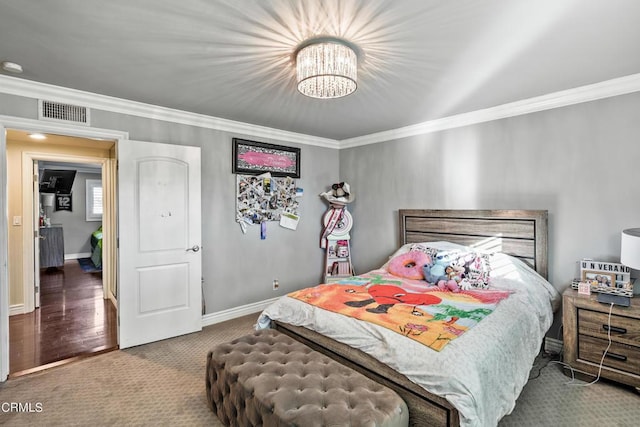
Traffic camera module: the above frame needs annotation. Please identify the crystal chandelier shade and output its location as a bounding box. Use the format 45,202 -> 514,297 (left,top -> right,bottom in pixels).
296,40 -> 357,99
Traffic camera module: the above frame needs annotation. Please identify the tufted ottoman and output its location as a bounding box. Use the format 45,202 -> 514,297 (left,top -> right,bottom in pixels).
206,329 -> 409,427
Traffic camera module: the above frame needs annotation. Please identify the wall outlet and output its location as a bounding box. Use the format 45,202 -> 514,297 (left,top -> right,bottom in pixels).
272,279 -> 279,290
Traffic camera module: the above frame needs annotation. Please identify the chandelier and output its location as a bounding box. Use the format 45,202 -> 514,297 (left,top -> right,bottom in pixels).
296,38 -> 357,99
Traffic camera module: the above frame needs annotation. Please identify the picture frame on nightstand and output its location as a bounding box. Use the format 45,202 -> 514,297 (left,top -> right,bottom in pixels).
571,259 -> 633,297
581,269 -> 615,287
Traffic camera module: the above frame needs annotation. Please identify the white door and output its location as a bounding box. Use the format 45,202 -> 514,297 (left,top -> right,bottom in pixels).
118,140 -> 202,348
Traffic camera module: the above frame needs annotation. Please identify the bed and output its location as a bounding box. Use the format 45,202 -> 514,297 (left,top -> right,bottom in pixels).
90,226 -> 103,269
257,209 -> 559,427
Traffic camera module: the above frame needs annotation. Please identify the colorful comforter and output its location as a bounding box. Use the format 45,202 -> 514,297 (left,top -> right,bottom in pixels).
258,244 -> 560,427
288,270 -> 511,351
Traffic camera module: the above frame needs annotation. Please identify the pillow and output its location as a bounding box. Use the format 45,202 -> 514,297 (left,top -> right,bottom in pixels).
380,241 -> 465,270
387,251 -> 431,280
423,249 -> 492,289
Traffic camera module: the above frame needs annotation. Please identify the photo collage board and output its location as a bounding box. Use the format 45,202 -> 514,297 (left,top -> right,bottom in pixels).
236,173 -> 300,225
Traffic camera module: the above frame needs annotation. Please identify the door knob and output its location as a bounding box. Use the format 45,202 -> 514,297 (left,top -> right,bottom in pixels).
186,245 -> 200,252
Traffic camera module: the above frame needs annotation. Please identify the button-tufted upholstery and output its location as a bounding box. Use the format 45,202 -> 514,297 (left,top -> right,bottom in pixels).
206,329 -> 409,427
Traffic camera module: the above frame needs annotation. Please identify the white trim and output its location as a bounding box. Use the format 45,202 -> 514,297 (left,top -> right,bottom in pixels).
65,252 -> 92,260
201,297 -> 280,328
21,154 -> 35,312
0,115 -> 129,141
0,123 -> 8,381
0,75 -> 339,149
9,304 -> 24,317
340,73 -> 640,148
2,73 -> 639,150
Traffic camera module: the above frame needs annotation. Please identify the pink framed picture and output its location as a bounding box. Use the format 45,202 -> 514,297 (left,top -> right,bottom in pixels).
232,138 -> 300,178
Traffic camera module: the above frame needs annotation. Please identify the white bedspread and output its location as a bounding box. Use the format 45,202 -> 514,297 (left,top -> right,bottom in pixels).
258,247 -> 560,427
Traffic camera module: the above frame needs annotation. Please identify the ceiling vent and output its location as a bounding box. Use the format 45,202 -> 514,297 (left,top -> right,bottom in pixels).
38,100 -> 90,125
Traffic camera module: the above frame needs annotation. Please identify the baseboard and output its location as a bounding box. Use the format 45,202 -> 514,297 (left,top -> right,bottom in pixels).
9,304 -> 24,316
65,253 -> 91,260
10,296 -> 278,325
544,337 -> 563,355
201,296 -> 280,328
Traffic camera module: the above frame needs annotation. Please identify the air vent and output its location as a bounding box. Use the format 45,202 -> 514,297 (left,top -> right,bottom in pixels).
38,100 -> 90,125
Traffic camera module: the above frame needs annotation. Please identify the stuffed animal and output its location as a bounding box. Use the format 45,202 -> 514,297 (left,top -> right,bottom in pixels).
422,252 -> 451,283
438,265 -> 464,292
422,252 -> 461,292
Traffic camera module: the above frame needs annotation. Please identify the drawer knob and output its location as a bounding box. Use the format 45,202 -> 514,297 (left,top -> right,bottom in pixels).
602,325 -> 627,334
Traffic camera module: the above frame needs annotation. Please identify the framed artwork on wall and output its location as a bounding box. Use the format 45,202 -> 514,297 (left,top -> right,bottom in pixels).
232,138 -> 300,178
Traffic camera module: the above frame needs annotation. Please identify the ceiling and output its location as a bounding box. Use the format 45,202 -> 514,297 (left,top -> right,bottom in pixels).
1,0 -> 639,141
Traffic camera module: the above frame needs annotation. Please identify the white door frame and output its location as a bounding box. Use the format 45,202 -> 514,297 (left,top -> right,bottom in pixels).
32,162 -> 41,308
0,115 -> 128,381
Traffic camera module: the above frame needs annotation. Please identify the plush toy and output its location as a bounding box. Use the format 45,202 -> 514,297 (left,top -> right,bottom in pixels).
422,252 -> 450,283
388,251 -> 430,280
438,265 -> 464,292
422,252 -> 461,292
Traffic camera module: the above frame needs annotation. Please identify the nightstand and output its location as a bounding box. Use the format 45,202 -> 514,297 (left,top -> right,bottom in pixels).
562,288 -> 640,390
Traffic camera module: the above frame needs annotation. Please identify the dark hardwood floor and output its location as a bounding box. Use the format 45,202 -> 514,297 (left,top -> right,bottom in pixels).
9,259 -> 118,376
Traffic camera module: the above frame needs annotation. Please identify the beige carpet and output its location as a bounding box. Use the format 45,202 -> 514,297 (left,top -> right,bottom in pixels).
1,313 -> 639,426
499,355 -> 640,427
0,315 -> 256,426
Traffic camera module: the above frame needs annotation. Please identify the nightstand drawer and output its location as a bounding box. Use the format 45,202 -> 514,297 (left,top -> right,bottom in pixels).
578,335 -> 640,374
564,288 -> 640,388
578,308 -> 640,346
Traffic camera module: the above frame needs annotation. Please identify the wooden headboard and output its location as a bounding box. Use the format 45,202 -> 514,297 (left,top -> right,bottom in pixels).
398,209 -> 548,279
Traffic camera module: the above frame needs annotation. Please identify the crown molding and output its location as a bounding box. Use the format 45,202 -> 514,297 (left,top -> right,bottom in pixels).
0,114 -> 129,141
0,75 -> 339,149
3,73 -> 639,151
340,73 -> 640,148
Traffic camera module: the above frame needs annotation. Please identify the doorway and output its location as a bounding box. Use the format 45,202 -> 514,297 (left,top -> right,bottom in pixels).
5,130 -> 118,376
1,117 -> 202,382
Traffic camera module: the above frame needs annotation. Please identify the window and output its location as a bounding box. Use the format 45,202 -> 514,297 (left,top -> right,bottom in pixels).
86,179 -> 103,221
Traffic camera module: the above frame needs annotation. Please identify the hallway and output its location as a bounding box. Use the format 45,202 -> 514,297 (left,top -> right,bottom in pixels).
9,259 -> 117,376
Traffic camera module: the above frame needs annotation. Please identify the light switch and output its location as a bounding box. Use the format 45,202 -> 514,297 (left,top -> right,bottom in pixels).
12,216 -> 21,226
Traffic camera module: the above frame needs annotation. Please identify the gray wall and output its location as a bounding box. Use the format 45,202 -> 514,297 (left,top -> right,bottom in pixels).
47,171 -> 102,256
4,89 -> 640,321
1,93 -> 339,314
340,92 -> 640,297
89,110 -> 339,313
